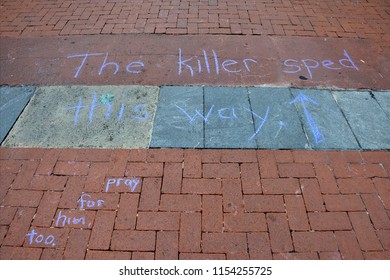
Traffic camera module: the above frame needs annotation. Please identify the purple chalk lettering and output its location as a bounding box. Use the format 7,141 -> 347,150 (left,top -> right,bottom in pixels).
301,59 -> 319,79
212,49 -> 219,74
243,58 -> 257,72
105,178 -> 116,192
322,60 -> 341,70
26,229 -> 38,244
99,52 -> 119,76
222,60 -> 241,73
246,106 -> 270,141
67,52 -> 104,78
175,104 -> 215,124
66,97 -> 87,125
282,59 -> 301,74
132,104 -> 150,121
339,49 -> 359,71
126,61 -> 144,74
178,48 -> 195,76
218,107 -> 238,119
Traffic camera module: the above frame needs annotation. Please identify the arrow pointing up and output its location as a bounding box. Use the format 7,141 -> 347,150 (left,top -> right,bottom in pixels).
290,92 -> 325,145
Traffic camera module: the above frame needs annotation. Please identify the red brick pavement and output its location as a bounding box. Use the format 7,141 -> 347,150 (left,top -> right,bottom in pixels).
0,147 -> 389,260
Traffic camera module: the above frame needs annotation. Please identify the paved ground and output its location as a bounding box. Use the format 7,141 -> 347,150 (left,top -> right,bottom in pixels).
0,0 -> 389,260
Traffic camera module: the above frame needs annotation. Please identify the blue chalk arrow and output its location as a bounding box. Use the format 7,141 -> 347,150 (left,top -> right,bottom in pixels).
290,93 -> 325,144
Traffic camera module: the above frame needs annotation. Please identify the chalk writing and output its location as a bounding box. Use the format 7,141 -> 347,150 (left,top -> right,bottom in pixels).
65,92 -> 150,125
290,93 -> 325,144
26,229 -> 56,247
282,49 -> 359,79
55,210 -> 90,228
105,177 -> 140,192
67,52 -> 144,78
178,48 -> 257,77
78,193 -> 104,209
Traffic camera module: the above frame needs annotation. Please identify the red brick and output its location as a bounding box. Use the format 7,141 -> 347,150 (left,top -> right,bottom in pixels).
160,194 -> 201,212
301,178 -> 325,211
361,194 -> 390,229
292,150 -> 328,163
273,252 -> 319,260
183,149 -> 202,178
314,163 -> 339,194
319,252 -> 342,260
84,162 -> 109,192
32,191 -> 62,227
349,163 -> 387,178
247,232 -> 272,259
201,149 -> 221,163
126,162 -> 163,177
293,231 -> 337,252
111,230 -> 156,251
30,175 -> 68,191
182,178 -> 222,194
128,149 -> 147,162
274,150 -> 293,163
267,213 -> 293,253
327,151 -> 351,178
224,213 -> 267,232
0,159 -> 22,174
363,251 -> 390,260
0,226 -> 7,244
244,195 -> 285,212
86,250 -> 131,260
284,195 -> 310,230
89,210 -> 116,250
35,149 -> 61,175
162,163 -> 182,193
180,253 -> 226,260
40,248 -> 64,260
147,148 -> 183,162
11,148 -> 45,160
337,178 -> 376,193
202,232 -> 248,259
115,193 -> 139,230
156,231 -> 178,260
362,151 -> 390,163
58,149 -> 78,161
0,246 -> 42,260
132,252 -> 155,260
261,178 -> 300,194
373,178 -> 390,209
377,230 -> 390,250
202,195 -> 223,232
203,163 -> 240,178
0,207 -> 17,225
349,212 -> 383,251
58,176 -> 86,209
53,209 -> 96,229
309,212 -> 352,230
137,211 -> 180,230
11,160 -> 39,189
53,161 -> 90,176
76,149 -> 112,162
220,150 -> 257,162
240,163 -> 262,194
138,177 -> 161,211
107,149 -> 129,177
324,194 -> 365,211
180,212 -> 201,253
0,148 -> 12,159
3,190 -> 43,207
258,150 -> 278,178
278,163 -> 315,178
335,231 -> 364,259
342,150 -> 364,163
63,229 -> 90,259
24,227 -> 69,248
223,179 -> 243,212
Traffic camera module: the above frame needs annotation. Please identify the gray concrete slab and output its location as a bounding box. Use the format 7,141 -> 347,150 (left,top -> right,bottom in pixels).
0,86 -> 35,143
290,89 -> 360,150
249,87 -> 308,149
150,86 -> 204,148
2,86 -> 158,148
372,91 -> 390,119
204,87 -> 256,148
332,91 -> 390,150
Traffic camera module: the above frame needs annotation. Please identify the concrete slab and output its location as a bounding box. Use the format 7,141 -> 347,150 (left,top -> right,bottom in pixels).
0,86 -> 35,143
332,91 -> 390,150
150,86 -> 204,148
291,89 -> 360,150
248,87 -> 308,149
372,91 -> 390,119
2,86 -> 159,148
204,87 -> 256,148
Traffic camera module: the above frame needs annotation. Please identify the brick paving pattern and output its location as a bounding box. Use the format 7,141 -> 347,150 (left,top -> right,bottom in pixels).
0,147 -> 389,260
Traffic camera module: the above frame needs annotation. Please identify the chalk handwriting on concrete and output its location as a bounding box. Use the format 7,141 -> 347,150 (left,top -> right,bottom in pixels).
282,49 -> 359,79
26,229 -> 56,247
66,92 -> 150,125
78,193 -> 104,209
105,177 -> 140,192
55,210 -> 90,228
290,93 -> 325,144
178,48 -> 257,76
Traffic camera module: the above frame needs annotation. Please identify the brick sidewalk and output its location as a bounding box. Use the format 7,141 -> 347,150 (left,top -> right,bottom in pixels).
0,147 -> 389,260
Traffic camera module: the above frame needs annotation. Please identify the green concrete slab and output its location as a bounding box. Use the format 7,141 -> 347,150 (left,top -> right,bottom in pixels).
2,86 -> 159,148
150,86 -> 204,148
0,86 -> 35,143
332,91 -> 390,150
372,91 -> 390,119
249,87 -> 308,149
204,87 -> 256,148
291,89 -> 360,150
